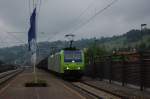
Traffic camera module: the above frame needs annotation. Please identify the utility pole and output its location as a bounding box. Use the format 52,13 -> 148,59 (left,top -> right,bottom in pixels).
140,24 -> 147,50
141,24 -> 147,31
93,38 -> 98,78
141,24 -> 147,41
140,24 -> 147,91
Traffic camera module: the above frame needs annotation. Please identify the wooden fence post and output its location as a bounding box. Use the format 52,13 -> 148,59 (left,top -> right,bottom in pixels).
140,52 -> 144,91
109,56 -> 112,83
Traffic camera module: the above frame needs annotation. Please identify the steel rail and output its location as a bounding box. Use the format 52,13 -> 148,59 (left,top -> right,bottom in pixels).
0,69 -> 23,84
72,82 -> 123,99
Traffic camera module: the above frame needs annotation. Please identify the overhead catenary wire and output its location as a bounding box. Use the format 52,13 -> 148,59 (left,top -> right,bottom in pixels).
0,26 -> 27,46
45,0 -> 97,41
0,30 -> 29,65
45,0 -> 119,41
28,0 -> 119,55
0,0 -> 37,65
13,45 -> 29,65
6,32 -> 26,44
0,34 -> 9,48
0,33 -> 28,62
70,0 -> 119,34
37,0 -> 42,15
65,0 -> 98,33
34,0 -> 51,61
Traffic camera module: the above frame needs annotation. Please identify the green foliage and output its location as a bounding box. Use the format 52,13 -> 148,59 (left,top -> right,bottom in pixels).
84,43 -> 108,65
125,29 -> 150,43
138,41 -> 150,51
0,28 -> 149,65
126,29 -> 142,42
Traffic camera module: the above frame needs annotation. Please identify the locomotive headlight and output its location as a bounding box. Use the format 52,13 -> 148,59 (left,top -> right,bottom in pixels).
72,60 -> 75,63
67,67 -> 69,70
78,67 -> 80,70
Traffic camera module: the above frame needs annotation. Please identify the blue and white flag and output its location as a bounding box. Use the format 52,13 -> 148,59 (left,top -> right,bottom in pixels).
28,8 -> 37,66
28,8 -> 36,52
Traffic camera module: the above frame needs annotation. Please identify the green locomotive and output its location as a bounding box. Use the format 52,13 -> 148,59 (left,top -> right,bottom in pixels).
48,49 -> 85,78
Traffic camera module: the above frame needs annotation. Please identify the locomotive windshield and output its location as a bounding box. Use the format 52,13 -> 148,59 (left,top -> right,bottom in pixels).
64,50 -> 82,62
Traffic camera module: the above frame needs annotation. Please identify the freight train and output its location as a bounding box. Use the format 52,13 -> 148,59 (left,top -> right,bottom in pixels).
37,49 -> 85,79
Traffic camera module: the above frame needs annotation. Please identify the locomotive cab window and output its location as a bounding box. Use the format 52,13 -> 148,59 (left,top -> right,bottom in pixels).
64,50 -> 82,62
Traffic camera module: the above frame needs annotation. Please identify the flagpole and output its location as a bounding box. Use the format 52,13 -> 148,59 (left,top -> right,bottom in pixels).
32,0 -> 37,83
33,0 -> 35,9
34,1 -> 37,83
28,0 -> 37,83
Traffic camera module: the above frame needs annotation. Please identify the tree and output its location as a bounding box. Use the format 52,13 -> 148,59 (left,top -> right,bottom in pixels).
138,42 -> 147,51
84,43 -> 108,65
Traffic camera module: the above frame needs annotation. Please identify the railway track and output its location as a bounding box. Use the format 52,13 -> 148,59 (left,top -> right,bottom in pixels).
72,81 -> 122,99
0,68 -> 23,85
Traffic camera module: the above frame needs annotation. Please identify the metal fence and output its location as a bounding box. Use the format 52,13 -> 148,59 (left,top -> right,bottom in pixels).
84,51 -> 150,90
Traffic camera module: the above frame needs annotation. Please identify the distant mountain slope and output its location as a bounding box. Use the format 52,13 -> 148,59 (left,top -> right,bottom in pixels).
101,29 -> 150,50
0,29 -> 149,65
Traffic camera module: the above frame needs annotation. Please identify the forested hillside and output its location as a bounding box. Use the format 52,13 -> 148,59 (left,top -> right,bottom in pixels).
0,29 -> 149,65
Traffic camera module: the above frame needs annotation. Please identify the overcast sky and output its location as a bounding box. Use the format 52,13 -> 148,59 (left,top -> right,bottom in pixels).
0,0 -> 150,47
